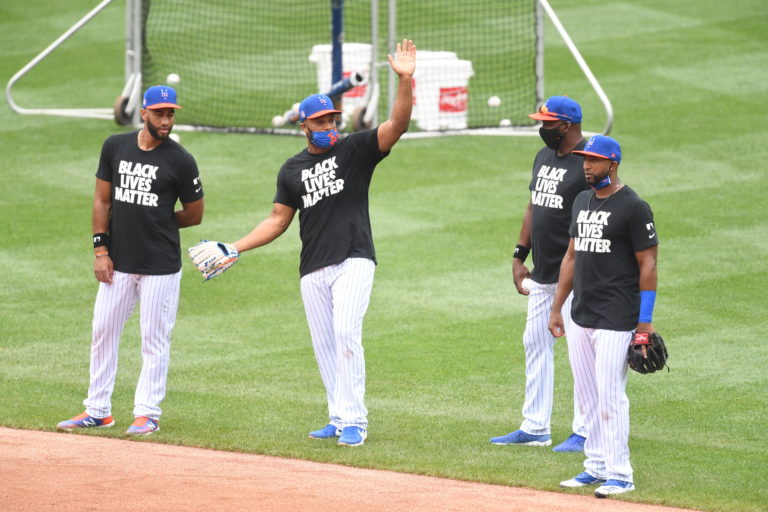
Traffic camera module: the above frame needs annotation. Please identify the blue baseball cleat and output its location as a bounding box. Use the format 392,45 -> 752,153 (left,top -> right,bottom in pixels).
560,471 -> 606,488
490,429 -> 551,446
337,426 -> 367,447
308,424 -> 341,439
552,433 -> 586,452
595,479 -> 635,497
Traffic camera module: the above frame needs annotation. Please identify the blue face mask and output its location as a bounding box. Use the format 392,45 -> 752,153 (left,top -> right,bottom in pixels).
308,129 -> 339,149
592,175 -> 611,190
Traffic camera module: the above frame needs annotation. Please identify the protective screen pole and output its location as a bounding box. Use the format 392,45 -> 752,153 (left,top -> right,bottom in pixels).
331,0 -> 344,98
387,0 -> 397,116
538,0 -> 613,134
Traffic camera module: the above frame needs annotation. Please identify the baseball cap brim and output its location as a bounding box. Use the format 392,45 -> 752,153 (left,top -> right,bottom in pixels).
572,150 -> 611,159
528,112 -> 561,121
305,108 -> 342,120
146,102 -> 182,110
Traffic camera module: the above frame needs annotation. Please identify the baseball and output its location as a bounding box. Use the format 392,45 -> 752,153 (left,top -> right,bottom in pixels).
169,133 -> 180,143
166,73 -> 180,85
272,115 -> 284,127
487,95 -> 501,107
521,278 -> 534,293
499,118 -> 512,127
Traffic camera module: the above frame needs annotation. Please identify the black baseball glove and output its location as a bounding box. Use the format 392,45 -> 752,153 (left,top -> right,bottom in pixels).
628,331 -> 668,374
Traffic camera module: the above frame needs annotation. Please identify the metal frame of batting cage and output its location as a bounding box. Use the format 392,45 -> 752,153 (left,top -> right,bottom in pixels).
5,0 -> 144,125
395,0 -> 613,139
5,0 -> 613,137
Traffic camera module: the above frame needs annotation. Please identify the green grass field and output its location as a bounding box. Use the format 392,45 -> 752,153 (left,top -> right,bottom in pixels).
2,1 -> 767,511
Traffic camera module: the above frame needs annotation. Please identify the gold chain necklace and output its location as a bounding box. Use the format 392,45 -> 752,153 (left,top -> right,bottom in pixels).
588,183 -> 623,212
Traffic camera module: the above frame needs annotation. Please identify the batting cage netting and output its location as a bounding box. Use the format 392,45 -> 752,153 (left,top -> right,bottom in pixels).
139,0 -> 539,133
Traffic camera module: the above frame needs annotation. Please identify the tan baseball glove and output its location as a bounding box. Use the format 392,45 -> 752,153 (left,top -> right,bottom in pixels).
188,240 -> 239,281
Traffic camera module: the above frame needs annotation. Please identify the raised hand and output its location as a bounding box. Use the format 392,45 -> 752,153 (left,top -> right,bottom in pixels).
388,39 -> 416,78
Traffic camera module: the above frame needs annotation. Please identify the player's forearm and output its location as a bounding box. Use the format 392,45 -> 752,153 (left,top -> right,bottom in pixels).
176,210 -> 202,227
92,201 -> 111,249
635,245 -> 658,297
516,201 -> 533,248
552,277 -> 573,311
552,243 -> 575,309
636,252 -> 657,331
175,198 -> 204,228
234,218 -> 288,253
92,179 -> 112,249
637,256 -> 657,291
92,203 -> 110,233
377,76 -> 413,152
638,268 -> 656,292
389,74 -> 413,134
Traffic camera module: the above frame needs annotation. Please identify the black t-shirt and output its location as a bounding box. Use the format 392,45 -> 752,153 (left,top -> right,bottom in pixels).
569,185 -> 658,331
528,140 -> 589,283
96,131 -> 203,274
274,128 -> 389,276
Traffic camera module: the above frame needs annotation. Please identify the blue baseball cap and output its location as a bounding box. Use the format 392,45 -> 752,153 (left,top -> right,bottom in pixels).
142,85 -> 182,110
528,96 -> 582,123
299,94 -> 342,122
572,135 -> 622,163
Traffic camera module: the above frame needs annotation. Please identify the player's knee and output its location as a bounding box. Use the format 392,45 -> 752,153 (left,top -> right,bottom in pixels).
335,327 -> 362,347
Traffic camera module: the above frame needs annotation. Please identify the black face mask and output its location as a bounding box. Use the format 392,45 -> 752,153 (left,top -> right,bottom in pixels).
539,126 -> 563,150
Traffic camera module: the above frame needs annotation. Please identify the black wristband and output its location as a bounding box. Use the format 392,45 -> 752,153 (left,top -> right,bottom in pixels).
513,244 -> 530,262
93,233 -> 109,248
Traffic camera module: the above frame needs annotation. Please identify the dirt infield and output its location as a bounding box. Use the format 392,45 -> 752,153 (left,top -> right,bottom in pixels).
1,427 -> 697,512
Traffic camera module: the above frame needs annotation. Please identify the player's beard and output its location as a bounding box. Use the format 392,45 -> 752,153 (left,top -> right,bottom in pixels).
587,165 -> 612,190
146,118 -> 173,141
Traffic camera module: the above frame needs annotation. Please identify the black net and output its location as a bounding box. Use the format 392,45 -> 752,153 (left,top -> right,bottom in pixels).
395,0 -> 538,129
140,0 -> 538,132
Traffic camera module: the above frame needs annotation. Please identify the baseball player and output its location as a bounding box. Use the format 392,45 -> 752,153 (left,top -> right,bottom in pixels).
490,96 -> 588,452
207,40 -> 416,447
57,85 -> 204,435
549,135 -> 659,497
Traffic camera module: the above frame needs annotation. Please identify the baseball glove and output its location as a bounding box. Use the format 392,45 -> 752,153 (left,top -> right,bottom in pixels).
628,331 -> 668,374
188,240 -> 239,281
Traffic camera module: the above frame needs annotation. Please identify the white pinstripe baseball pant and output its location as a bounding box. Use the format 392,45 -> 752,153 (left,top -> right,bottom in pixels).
521,281 -> 585,437
300,258 -> 375,430
84,270 -> 181,420
567,322 -> 633,482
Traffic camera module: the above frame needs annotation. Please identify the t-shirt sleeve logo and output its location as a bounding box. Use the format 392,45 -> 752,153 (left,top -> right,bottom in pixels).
193,177 -> 202,193
646,222 -> 656,239
301,156 -> 344,208
531,165 -> 566,209
115,160 -> 159,207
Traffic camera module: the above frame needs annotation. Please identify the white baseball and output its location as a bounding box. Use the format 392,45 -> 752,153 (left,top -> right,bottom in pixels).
487,95 -> 501,107
166,73 -> 180,85
272,115 -> 284,127
499,118 -> 512,127
521,278 -> 534,293
169,133 -> 180,143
